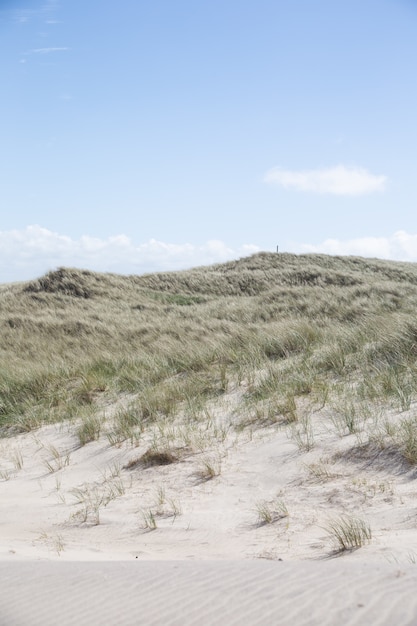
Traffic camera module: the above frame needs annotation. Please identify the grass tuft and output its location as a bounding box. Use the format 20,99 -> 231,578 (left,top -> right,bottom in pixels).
325,515 -> 372,552
77,413 -> 102,446
255,499 -> 288,525
125,447 -> 178,469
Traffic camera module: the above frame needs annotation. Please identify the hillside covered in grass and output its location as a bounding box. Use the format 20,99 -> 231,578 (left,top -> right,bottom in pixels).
1,251 -> 417,444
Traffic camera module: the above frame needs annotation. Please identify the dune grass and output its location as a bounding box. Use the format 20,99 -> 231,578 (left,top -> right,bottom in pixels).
325,515 -> 372,552
1,252 -> 417,444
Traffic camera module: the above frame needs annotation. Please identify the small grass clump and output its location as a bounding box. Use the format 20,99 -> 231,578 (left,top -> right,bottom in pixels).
289,415 -> 315,451
124,447 -> 179,470
42,444 -> 71,473
195,455 -> 222,481
141,508 -> 158,531
139,486 -> 182,531
71,475 -> 126,525
305,460 -> 340,482
397,417 -> 417,464
255,499 -> 288,525
106,404 -> 144,446
329,397 -> 373,437
77,413 -> 102,446
325,515 -> 372,552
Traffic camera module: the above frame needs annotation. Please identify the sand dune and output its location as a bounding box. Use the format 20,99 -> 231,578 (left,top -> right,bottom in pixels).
2,384 -> 417,624
1,393 -> 417,563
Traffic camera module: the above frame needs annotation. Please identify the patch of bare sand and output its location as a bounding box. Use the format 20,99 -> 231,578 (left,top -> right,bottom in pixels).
2,560 -> 417,626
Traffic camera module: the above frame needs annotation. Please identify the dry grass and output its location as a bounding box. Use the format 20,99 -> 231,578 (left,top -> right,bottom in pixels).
195,454 -> 222,481
325,515 -> 372,552
255,499 -> 289,525
2,252 -> 417,441
124,448 -> 179,470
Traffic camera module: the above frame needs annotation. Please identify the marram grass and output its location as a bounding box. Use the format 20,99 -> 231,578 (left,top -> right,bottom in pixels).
2,252 -> 417,437
325,515 -> 372,552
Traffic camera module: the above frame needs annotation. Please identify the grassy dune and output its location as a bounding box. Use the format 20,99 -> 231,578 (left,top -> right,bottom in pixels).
2,251 -> 417,465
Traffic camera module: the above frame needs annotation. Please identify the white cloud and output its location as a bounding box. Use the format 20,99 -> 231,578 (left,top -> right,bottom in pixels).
296,231 -> 417,261
31,47 -> 69,54
264,165 -> 387,195
0,225 -> 260,284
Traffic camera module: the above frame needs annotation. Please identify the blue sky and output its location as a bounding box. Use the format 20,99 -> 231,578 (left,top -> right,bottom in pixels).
1,0 -> 417,282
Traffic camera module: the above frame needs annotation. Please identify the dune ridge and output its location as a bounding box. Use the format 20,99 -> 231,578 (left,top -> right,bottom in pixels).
2,253 -> 417,623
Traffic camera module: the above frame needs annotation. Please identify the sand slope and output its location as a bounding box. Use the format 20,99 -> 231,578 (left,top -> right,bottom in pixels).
1,395 -> 417,562
2,388 -> 417,624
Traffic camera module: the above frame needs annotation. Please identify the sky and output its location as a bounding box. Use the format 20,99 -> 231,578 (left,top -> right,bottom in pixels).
1,0 -> 417,282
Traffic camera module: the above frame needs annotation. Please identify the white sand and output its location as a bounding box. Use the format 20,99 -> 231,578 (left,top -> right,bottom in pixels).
2,560 -> 417,626
1,389 -> 417,624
